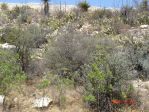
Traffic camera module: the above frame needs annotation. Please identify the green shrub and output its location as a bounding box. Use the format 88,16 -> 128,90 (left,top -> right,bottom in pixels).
78,1 -> 90,12
0,49 -> 26,94
0,27 -> 20,44
1,24 -> 47,73
0,3 -> 8,11
84,35 -> 135,111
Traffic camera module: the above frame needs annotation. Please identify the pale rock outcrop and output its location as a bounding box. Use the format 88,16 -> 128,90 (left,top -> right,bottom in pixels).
33,97 -> 52,108
131,79 -> 149,111
0,43 -> 16,49
0,95 -> 5,105
140,25 -> 149,29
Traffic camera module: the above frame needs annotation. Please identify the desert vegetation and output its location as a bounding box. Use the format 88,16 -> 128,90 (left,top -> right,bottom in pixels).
0,0 -> 149,112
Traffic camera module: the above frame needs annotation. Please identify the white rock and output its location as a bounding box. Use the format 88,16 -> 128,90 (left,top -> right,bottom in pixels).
140,25 -> 149,29
51,29 -> 58,37
33,97 -> 52,108
131,79 -> 143,88
0,43 -> 16,49
91,31 -> 99,36
0,95 -> 5,105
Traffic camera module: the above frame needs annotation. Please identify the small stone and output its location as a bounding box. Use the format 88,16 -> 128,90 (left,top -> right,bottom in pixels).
140,25 -> 149,29
33,97 -> 52,108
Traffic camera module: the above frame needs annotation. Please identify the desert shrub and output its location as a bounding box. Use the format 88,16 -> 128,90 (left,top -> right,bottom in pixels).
84,36 -> 135,112
71,8 -> 82,20
15,25 -> 47,72
46,25 -> 97,78
120,34 -> 149,79
17,5 -> 32,23
63,13 -> 76,23
54,10 -> 65,19
47,18 -> 64,30
139,0 -> 148,11
0,49 -> 26,94
91,9 -> 113,20
44,73 -> 74,109
1,24 -> 47,73
137,11 -> 149,25
99,18 -> 130,35
0,3 -> 8,11
135,0 -> 149,25
78,1 -> 90,12
8,5 -> 20,20
120,6 -> 138,26
0,12 -> 9,26
0,27 -> 20,43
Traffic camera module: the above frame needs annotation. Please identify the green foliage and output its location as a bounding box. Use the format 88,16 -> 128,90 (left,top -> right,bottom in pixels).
0,49 -> 26,94
0,3 -> 8,11
84,94 -> 96,103
37,79 -> 50,89
78,1 -> 90,12
83,35 -> 136,111
1,27 -> 20,44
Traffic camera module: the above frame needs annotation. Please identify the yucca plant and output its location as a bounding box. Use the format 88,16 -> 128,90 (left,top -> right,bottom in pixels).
78,0 -> 90,12
42,0 -> 49,16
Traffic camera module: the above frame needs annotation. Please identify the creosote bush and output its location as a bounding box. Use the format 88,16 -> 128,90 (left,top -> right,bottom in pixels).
46,25 -> 97,78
